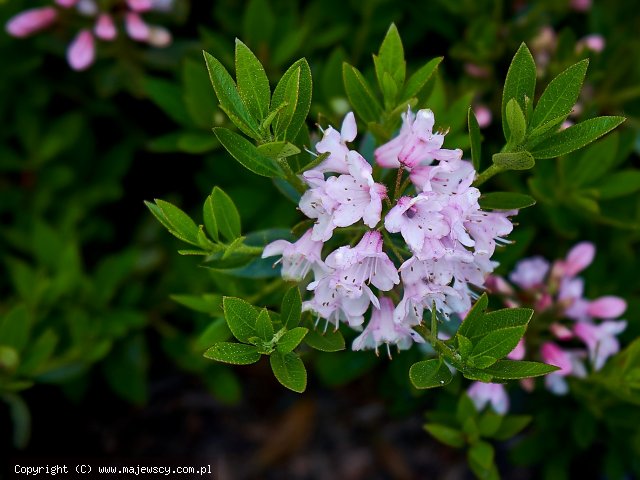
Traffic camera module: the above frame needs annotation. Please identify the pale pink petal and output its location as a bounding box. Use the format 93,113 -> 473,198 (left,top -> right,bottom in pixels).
55,0 -> 79,7
6,7 -> 57,38
94,13 -> 117,41
127,0 -> 153,12
125,12 -> 149,41
340,111 -> 357,142
587,296 -> 626,319
146,25 -> 172,47
67,30 -> 95,71
563,242 -> 595,277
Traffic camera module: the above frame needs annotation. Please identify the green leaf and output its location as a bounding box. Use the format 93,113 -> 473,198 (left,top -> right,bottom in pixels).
597,170 -> 640,199
402,57 -> 442,102
506,98 -> 527,146
242,0 -> 274,46
149,200 -> 199,245
255,308 -> 274,342
270,59 -> 312,141
491,415 -> 531,440
471,324 -> 526,361
468,108 -> 482,171
530,116 -> 625,159
0,305 -> 30,352
530,60 -> 588,129
204,342 -> 261,365
378,24 -> 405,86
273,67 -> 301,138
457,334 -> 473,359
277,327 -> 309,353
281,286 -> 302,329
468,441 -> 495,475
479,192 -> 536,210
409,358 -> 453,389
569,132 -> 619,187
424,424 -> 465,448
481,360 -> 559,379
478,411 -> 503,437
502,43 -> 536,140
527,115 -> 566,141
270,351 -> 307,392
457,394 -> 476,423
457,293 -> 489,339
196,318 -> 232,350
257,141 -> 301,159
461,308 -> 533,343
304,328 -> 345,352
182,59 -> 217,129
343,63 -> 383,124
471,356 -> 498,369
211,187 -> 241,241
203,195 -> 219,242
235,39 -> 270,122
492,151 -> 535,170
223,297 -> 258,343
213,127 -> 284,178
3,393 -> 31,449
203,51 -> 260,139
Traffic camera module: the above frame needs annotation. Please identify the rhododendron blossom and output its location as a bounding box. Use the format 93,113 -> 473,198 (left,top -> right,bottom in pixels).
265,109 -> 517,354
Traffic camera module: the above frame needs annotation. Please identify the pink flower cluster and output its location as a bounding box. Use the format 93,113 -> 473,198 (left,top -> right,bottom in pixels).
5,0 -> 173,71
264,110 -> 516,357
468,242 -> 627,413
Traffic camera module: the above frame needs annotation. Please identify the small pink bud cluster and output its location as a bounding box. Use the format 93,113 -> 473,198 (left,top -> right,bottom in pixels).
5,0 -> 173,71
264,110 -> 517,357
469,242 -> 627,413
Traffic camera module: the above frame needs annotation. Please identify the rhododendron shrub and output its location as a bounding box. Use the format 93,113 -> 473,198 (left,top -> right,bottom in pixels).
146,25 -> 632,479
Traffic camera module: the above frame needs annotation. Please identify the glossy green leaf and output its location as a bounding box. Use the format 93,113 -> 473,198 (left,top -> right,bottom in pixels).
506,98 -> 527,146
148,200 -> 199,245
375,23 -> 405,88
479,192 -> 536,210
460,307 -> 533,343
255,308 -> 274,342
492,151 -> 535,170
203,51 -> 260,138
204,342 -> 261,365
277,327 -> 309,353
257,141 -> 301,159
424,424 -> 465,448
223,297 -> 258,343
457,293 -> 489,339
468,108 -> 482,171
530,116 -> 625,159
457,334 -> 473,359
270,59 -> 312,140
270,351 -> 307,392
281,286 -> 302,329
343,63 -> 383,124
235,39 -> 270,121
203,195 -> 219,242
409,358 -> 453,389
481,360 -> 559,379
402,57 -> 442,101
471,326 -> 527,361
304,328 -> 346,352
502,43 -> 536,140
530,60 -> 588,129
213,127 -> 284,178
210,187 -> 241,241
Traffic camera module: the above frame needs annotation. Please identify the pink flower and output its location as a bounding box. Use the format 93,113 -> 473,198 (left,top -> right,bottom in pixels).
508,339 -> 526,360
6,7 -> 58,38
509,256 -> 550,290
587,296 -> 626,319
94,13 -> 117,41
374,108 -> 462,170
465,209 -> 514,257
262,229 -> 324,282
541,342 -> 573,375
474,105 -> 492,129
303,279 -> 372,329
410,159 -> 475,194
127,0 -> 153,12
324,151 -> 387,228
55,0 -> 79,7
384,194 -> 449,253
578,34 -> 605,53
464,63 -> 490,79
311,112 -> 357,175
125,12 -> 149,41
541,343 -> 586,395
67,29 -> 95,71
574,320 -> 627,370
468,382 -> 509,414
556,241 -> 595,278
146,25 -> 172,47
352,297 -> 424,355
323,231 -> 400,296
550,322 -> 574,340
570,0 -> 592,12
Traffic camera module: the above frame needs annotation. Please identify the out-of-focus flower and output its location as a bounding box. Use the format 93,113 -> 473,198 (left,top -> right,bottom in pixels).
5,7 -> 57,38
468,382 -> 509,414
94,13 -> 117,41
67,29 -> 95,71
577,34 -> 605,53
474,105 -> 492,129
570,0 -> 592,12
574,320 -> 627,370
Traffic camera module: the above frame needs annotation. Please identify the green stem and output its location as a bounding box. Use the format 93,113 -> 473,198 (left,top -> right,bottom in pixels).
382,231 -> 405,263
393,167 -> 404,201
473,164 -> 504,187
